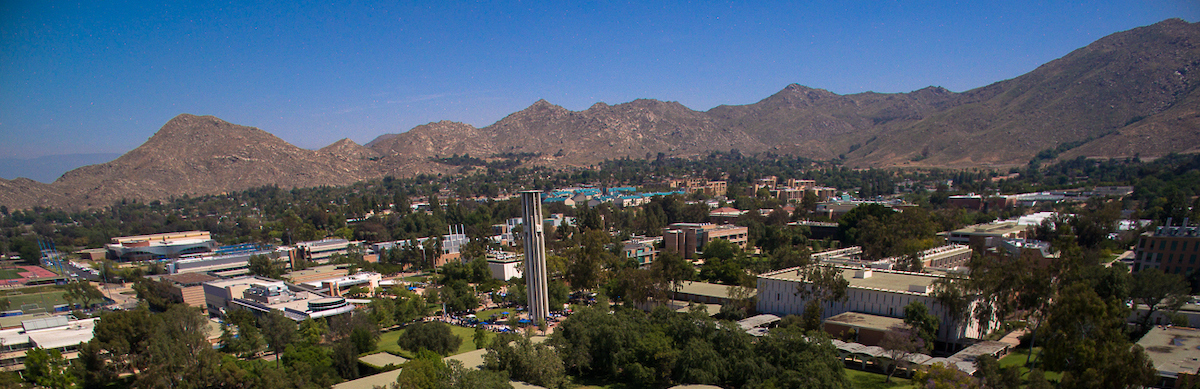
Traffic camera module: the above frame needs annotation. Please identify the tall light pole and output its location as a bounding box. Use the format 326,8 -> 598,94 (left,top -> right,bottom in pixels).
520,191 -> 549,325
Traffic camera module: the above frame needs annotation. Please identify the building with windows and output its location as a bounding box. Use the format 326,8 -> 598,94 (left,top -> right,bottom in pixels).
204,276 -> 356,321
1135,325 -> 1200,388
0,316 -> 98,371
622,241 -> 657,266
662,223 -> 749,260
294,238 -> 355,265
944,221 -> 1030,252
757,266 -> 997,351
160,272 -> 220,312
1133,220 -> 1200,274
106,231 -> 217,261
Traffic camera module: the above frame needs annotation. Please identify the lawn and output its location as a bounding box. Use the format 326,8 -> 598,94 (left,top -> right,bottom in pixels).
845,369 -> 912,389
373,324 -> 495,358
0,269 -> 24,280
0,289 -> 69,311
998,347 -> 1063,383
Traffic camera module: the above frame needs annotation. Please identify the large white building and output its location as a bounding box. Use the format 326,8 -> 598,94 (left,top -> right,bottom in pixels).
756,266 -> 997,350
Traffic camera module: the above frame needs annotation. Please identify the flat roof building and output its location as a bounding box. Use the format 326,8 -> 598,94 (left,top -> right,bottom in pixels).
1136,325 -> 1200,388
0,316 -> 98,371
205,276 -> 356,321
663,223 -> 749,260
757,266 -> 997,350
1133,220 -> 1200,274
106,231 -> 217,261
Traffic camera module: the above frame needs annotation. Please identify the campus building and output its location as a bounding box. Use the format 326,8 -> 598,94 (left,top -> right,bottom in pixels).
944,221 -> 1030,252
1133,220 -> 1200,274
622,241 -> 657,266
662,223 -> 749,260
0,316 -> 99,371
1136,325 -> 1200,388
159,272 -> 220,312
757,266 -> 997,351
293,238 -> 355,265
203,276 -> 355,321
105,231 -> 217,261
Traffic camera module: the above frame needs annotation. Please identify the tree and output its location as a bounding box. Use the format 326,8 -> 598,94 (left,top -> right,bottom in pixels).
1131,268 -> 1189,334
23,347 -> 74,388
650,250 -> 694,294
796,264 -> 849,329
1041,283 -> 1157,389
135,305 -> 223,388
880,325 -> 922,382
398,321 -> 462,356
248,253 -> 285,279
912,363 -> 979,389
975,355 -> 1021,389
484,332 -> 568,389
903,301 -> 939,353
260,310 -> 297,367
132,277 -> 183,312
63,281 -> 104,310
397,349 -> 449,389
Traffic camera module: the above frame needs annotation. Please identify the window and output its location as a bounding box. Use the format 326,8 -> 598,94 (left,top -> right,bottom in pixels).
1172,241 -> 1178,251
1161,241 -> 1168,250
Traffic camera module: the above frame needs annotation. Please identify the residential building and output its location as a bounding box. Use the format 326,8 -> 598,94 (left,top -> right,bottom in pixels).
662,223 -> 749,259
757,266 -> 998,350
1133,220 -> 1200,274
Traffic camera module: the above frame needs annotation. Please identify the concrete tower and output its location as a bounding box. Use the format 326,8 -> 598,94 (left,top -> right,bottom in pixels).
520,190 -> 550,324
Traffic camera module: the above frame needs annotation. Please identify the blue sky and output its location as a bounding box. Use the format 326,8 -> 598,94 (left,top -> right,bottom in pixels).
1,1 -> 1197,159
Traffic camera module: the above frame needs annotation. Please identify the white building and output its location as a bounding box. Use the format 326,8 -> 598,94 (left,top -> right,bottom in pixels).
487,251 -> 523,281
0,316 -> 98,371
756,266 -> 997,349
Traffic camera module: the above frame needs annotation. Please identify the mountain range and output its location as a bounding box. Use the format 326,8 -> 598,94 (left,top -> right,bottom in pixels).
2,19 -> 1198,210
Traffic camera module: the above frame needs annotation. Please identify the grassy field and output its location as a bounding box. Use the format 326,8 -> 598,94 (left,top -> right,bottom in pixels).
0,269 -> 24,280
999,347 -> 1062,383
374,324 -> 495,358
845,369 -> 912,389
0,288 -> 69,311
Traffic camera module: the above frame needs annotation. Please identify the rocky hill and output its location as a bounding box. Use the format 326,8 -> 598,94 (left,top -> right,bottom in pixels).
47,114 -> 379,208
1,19 -> 1198,210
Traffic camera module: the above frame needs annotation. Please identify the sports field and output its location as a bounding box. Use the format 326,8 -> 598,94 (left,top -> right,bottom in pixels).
0,288 -> 69,312
0,269 -> 23,280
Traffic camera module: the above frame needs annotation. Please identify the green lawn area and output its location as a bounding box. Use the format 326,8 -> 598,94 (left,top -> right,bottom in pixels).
399,275 -> 432,283
373,324 -> 495,358
998,347 -> 1063,383
0,269 -> 24,280
845,369 -> 912,389
0,289 -> 69,311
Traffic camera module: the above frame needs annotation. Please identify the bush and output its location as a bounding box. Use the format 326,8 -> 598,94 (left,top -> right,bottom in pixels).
397,321 -> 461,356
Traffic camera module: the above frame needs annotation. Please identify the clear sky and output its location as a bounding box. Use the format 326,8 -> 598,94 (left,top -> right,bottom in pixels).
1,1 -> 1197,159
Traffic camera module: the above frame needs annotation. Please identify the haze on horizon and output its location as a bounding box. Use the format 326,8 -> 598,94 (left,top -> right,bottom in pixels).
1,1 -> 1197,162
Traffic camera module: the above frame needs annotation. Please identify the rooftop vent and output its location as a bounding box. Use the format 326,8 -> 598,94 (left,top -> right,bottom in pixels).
854,269 -> 873,279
